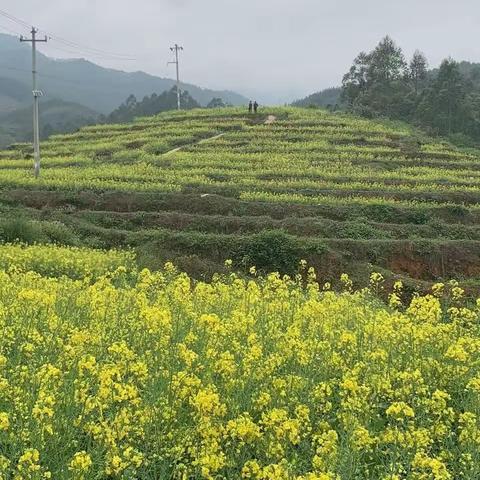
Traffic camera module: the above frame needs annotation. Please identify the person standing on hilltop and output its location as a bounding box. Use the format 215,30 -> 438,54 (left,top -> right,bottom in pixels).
253,101 -> 259,113
248,101 -> 253,113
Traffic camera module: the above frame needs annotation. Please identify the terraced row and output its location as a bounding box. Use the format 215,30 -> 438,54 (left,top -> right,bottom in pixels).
1,107 -> 479,285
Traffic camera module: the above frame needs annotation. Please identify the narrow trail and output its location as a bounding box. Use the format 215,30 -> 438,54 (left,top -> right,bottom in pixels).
163,133 -> 225,156
163,114 -> 276,156
198,133 -> 225,144
163,146 -> 183,156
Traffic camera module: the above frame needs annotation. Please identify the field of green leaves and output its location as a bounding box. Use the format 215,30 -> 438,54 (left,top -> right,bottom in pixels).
1,107 -> 480,286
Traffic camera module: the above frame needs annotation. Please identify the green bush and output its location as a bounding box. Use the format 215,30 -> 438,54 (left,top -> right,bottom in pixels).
0,218 -> 80,245
0,218 -> 44,243
448,132 -> 476,148
336,222 -> 392,239
361,204 -> 399,223
406,209 -> 430,225
234,230 -> 300,275
41,221 -> 80,245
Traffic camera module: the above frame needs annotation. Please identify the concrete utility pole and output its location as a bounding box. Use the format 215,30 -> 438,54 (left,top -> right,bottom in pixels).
20,27 -> 47,178
169,44 -> 183,110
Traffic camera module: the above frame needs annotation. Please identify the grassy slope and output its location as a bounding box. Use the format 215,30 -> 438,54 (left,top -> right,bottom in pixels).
0,106 -> 479,288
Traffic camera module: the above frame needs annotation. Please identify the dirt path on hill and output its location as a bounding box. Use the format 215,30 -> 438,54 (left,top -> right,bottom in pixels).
163,133 -> 225,156
198,133 -> 225,144
163,115 -> 275,156
163,146 -> 183,156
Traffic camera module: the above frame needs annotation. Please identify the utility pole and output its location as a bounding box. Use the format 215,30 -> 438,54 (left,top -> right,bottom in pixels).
169,44 -> 183,110
20,27 -> 47,178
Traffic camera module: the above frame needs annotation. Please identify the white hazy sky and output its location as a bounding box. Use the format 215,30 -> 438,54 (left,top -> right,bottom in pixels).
1,0 -> 480,103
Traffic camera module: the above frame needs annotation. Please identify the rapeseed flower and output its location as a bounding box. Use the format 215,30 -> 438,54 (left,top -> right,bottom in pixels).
0,252 -> 478,478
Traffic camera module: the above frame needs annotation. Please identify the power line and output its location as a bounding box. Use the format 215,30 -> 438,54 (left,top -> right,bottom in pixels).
1,26 -> 136,61
0,8 -> 136,61
0,22 -> 23,36
0,9 -> 30,29
20,27 -> 47,178
0,25 -> 82,59
43,42 -> 136,61
40,43 -> 93,57
42,31 -> 136,60
168,44 -> 183,110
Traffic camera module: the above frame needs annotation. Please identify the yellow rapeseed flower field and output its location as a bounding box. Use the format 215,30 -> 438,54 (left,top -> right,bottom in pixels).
0,247 -> 480,478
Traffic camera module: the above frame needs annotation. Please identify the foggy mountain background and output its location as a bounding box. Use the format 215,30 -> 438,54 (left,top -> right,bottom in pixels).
0,32 -> 247,147
3,0 -> 480,104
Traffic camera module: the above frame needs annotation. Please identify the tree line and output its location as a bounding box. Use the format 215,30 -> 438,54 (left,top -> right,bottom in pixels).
342,36 -> 480,145
101,87 -> 227,124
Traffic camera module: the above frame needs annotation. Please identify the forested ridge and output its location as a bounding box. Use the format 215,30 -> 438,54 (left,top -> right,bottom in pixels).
296,37 -> 480,146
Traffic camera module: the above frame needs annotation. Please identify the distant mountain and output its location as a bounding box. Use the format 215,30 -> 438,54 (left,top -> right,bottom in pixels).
0,99 -> 99,148
0,33 -> 248,114
0,32 -> 248,148
0,76 -> 31,113
292,87 -> 343,109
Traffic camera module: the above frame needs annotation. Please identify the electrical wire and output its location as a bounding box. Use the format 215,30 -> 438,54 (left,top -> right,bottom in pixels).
0,9 -> 30,29
0,7 -> 142,94
0,24 -> 136,62
0,8 -> 136,61
0,22 -> 23,36
42,32 -> 136,60
43,42 -> 136,61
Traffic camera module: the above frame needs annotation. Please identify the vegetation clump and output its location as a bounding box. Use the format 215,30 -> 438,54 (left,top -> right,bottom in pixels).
342,36 -> 480,146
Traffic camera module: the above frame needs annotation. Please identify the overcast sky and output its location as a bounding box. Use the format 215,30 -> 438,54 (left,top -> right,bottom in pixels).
2,0 -> 480,103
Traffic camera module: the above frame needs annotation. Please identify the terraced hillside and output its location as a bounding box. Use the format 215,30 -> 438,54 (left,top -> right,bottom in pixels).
1,107 -> 480,287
